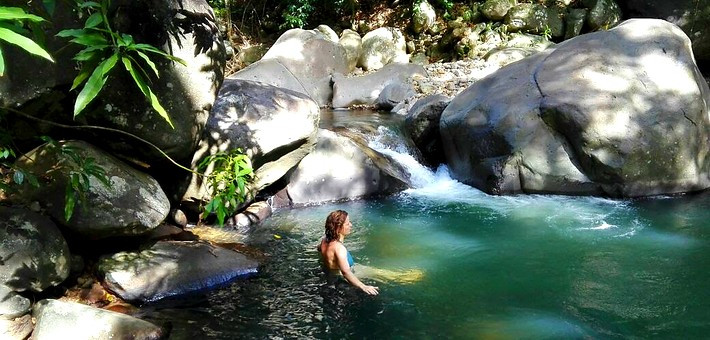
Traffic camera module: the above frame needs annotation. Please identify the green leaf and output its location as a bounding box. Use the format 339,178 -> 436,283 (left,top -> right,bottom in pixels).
84,12 -> 103,28
56,29 -> 87,38
73,53 -> 118,117
73,45 -> 107,61
133,43 -> 187,66
0,27 -> 54,62
0,46 -> 4,76
12,170 -> 24,185
26,172 -> 39,187
43,0 -> 56,16
121,57 -> 174,128
78,2 -> 101,9
135,50 -> 159,77
69,32 -> 107,46
64,184 -> 76,221
0,7 -> 46,22
71,60 -> 99,90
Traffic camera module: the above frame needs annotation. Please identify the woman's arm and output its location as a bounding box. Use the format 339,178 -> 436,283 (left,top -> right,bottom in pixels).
335,244 -> 379,295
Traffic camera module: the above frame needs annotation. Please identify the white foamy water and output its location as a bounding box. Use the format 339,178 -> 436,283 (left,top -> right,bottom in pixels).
367,126 -> 644,238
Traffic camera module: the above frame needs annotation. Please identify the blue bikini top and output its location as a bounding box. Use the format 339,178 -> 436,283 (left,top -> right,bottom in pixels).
346,249 -> 355,268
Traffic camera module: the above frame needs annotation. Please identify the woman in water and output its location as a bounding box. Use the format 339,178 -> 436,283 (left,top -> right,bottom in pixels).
318,210 -> 380,295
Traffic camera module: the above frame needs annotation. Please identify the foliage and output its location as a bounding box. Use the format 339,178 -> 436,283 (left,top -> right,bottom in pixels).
0,126 -> 39,193
56,0 -> 186,126
198,149 -> 254,226
42,137 -> 111,221
0,6 -> 54,76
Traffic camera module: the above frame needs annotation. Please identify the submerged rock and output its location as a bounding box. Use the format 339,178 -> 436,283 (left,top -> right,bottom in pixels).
13,140 -> 170,239
32,299 -> 165,339
441,19 -> 710,197
286,129 -> 409,205
98,241 -> 258,303
0,207 -> 70,292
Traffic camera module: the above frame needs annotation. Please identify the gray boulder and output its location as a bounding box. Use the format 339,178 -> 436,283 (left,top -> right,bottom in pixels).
332,63 -> 426,108
583,0 -> 622,30
616,0 -> 710,66
98,241 -> 258,303
505,3 -> 564,38
83,0 -> 225,163
233,28 -> 349,106
565,8 -> 588,39
339,29 -> 362,72
14,141 -> 170,238
440,19 -> 710,197
405,94 -> 451,166
315,24 -> 339,42
184,79 -> 319,207
413,0 -> 437,34
0,207 -> 70,292
32,299 -> 165,339
286,129 -> 409,205
481,0 -> 517,21
376,82 -> 416,110
358,28 -> 409,71
0,285 -> 30,320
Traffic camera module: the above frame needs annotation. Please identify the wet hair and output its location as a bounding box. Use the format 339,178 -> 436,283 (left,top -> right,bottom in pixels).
324,210 -> 348,242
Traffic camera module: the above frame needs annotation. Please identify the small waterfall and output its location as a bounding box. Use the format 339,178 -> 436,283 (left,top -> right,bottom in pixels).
366,125 -> 642,236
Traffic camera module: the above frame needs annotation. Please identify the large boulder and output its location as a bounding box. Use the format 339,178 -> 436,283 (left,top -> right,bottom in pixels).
481,0 -> 517,21
332,63 -> 426,108
233,28 -> 349,106
13,141 -> 170,238
358,27 -> 409,71
616,0 -> 710,66
440,19 -> 710,197
0,207 -> 70,292
183,79 -> 319,207
286,129 -> 409,205
32,299 -> 165,339
405,94 -> 451,166
0,285 -> 30,320
339,29 -> 362,72
98,241 -> 258,303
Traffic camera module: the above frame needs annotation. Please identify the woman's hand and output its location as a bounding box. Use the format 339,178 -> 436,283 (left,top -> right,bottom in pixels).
360,284 -> 379,295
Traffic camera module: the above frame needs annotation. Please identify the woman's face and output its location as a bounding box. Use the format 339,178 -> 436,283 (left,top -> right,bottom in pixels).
340,216 -> 352,236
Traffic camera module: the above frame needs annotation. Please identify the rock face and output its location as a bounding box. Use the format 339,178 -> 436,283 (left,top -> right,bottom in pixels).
286,129 -> 409,205
32,299 -> 165,339
617,0 -> 710,66
82,0 -> 225,163
332,63 -> 426,108
358,27 -> 409,71
14,141 -> 170,238
98,241 -> 258,303
440,19 -> 710,197
405,95 -> 451,166
184,79 -> 319,206
233,28 -> 348,106
0,207 -> 70,292
481,0 -> 517,21
583,0 -> 622,30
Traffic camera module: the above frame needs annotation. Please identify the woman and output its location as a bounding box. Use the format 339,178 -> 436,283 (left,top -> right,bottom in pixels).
318,210 -> 379,295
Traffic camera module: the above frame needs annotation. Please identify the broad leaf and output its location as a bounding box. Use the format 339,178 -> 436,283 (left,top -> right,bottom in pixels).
0,26 -> 54,62
69,33 -> 108,46
43,0 -> 56,16
56,29 -> 86,38
0,7 -> 46,22
64,184 -> 76,221
84,12 -> 102,28
71,60 -> 99,90
78,2 -> 101,9
73,53 -> 118,116
73,45 -> 107,61
133,43 -> 187,66
12,170 -> 23,185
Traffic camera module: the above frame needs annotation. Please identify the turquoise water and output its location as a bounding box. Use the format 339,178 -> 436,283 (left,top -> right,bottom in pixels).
147,115 -> 710,339
150,166 -> 710,339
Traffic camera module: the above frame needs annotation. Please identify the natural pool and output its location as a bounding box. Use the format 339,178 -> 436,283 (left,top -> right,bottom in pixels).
149,168 -> 709,339
146,112 -> 710,339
